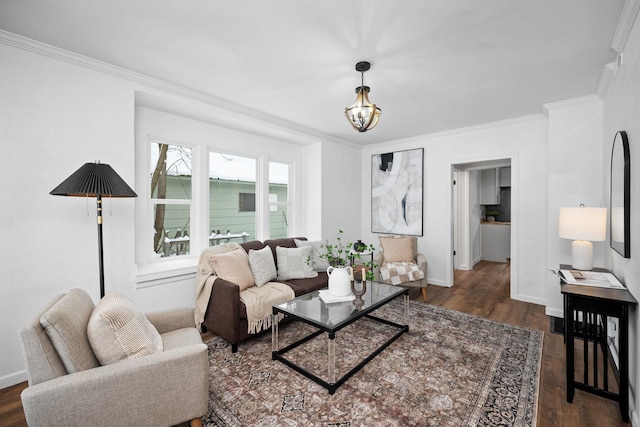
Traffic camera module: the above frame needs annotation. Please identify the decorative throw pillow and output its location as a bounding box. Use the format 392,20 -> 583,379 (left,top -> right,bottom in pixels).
276,246 -> 318,280
40,288 -> 100,373
208,247 -> 255,290
248,246 -> 278,287
87,292 -> 163,366
294,239 -> 330,271
379,236 -> 415,263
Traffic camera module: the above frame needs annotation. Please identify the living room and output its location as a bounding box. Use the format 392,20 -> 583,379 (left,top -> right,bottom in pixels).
1,1 -> 639,425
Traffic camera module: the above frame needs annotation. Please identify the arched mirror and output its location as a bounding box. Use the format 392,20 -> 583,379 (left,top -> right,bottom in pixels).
610,130 -> 630,257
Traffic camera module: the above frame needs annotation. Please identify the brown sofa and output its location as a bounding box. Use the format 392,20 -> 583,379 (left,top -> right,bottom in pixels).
199,237 -> 328,352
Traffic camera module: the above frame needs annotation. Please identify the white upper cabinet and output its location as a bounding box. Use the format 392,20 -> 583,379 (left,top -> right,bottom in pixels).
480,168 -> 500,205
499,167 -> 511,187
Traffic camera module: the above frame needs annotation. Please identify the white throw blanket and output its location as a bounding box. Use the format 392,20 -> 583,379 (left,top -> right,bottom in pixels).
240,282 -> 295,334
380,261 -> 424,285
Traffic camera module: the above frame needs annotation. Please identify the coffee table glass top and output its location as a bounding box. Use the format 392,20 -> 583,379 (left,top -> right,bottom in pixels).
273,281 -> 407,331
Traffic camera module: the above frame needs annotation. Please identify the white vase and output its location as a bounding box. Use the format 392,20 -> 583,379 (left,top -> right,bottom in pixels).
327,266 -> 353,296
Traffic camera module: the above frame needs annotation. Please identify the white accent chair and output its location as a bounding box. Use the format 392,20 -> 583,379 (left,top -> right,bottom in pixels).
19,288 -> 208,427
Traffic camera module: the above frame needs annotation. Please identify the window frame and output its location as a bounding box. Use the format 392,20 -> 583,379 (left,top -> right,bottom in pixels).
135,134 -> 295,286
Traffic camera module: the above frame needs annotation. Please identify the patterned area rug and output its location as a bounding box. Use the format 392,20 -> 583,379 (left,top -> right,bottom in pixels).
202,301 -> 542,426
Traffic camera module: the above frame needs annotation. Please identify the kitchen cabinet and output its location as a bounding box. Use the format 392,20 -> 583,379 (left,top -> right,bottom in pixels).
480,168 -> 499,205
481,223 -> 510,262
499,167 -> 511,187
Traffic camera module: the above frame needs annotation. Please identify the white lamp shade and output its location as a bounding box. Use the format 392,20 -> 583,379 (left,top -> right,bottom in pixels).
558,207 -> 607,242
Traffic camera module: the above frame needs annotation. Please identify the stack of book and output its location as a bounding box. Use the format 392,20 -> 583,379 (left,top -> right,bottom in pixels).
318,289 -> 355,303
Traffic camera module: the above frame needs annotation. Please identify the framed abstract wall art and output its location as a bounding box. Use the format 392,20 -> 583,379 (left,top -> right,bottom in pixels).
371,148 -> 423,235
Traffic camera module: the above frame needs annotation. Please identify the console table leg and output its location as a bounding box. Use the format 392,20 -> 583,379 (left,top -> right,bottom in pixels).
566,302 -> 575,403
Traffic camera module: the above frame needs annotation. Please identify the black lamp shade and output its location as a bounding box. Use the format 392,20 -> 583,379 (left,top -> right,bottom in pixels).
50,162 -> 137,197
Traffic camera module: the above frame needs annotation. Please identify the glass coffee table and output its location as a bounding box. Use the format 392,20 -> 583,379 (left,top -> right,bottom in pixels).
271,281 -> 409,394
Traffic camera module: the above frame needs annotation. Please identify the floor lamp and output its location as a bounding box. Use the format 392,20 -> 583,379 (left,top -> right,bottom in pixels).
50,161 -> 137,298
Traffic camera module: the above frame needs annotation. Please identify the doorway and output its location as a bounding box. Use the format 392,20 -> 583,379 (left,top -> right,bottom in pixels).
452,158 -> 513,295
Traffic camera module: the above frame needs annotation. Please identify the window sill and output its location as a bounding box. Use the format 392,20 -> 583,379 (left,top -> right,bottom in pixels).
135,258 -> 198,289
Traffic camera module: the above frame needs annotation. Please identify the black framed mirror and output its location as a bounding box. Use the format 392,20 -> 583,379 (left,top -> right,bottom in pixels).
610,130 -> 630,258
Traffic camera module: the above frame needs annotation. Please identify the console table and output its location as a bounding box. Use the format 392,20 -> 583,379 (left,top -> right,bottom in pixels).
560,265 -> 637,422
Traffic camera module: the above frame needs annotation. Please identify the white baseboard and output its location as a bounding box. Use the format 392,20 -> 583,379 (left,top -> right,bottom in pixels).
427,278 -> 450,287
0,370 -> 27,389
545,307 -> 563,318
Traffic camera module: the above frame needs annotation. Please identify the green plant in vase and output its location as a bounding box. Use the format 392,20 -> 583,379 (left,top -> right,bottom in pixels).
484,209 -> 501,222
319,230 -> 378,281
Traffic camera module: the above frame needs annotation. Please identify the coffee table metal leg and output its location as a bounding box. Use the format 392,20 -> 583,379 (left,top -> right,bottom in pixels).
403,293 -> 409,325
272,314 -> 279,352
328,332 -> 336,384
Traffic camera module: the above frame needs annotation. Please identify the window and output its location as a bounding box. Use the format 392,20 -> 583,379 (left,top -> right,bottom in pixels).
149,141 -> 192,258
269,161 -> 289,239
209,152 -> 257,245
139,133 -> 294,274
238,193 -> 256,212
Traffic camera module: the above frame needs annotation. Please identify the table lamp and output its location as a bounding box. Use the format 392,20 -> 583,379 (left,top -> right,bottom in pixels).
50,161 -> 137,298
558,206 -> 607,270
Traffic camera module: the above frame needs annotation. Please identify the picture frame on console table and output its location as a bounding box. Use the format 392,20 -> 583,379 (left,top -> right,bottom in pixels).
371,148 -> 423,236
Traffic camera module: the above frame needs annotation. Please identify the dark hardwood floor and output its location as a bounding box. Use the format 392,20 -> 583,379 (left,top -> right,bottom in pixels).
1,260 -> 631,426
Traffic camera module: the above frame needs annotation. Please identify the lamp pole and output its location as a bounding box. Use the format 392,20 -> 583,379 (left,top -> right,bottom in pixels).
96,194 -> 105,298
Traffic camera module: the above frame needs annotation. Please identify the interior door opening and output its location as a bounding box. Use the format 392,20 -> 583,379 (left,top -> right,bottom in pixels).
452,159 -> 512,294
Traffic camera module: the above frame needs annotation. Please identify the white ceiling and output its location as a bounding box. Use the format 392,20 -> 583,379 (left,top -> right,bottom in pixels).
0,0 -> 625,144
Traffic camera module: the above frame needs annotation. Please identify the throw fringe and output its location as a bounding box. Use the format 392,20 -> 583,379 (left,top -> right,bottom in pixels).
248,313 -> 285,334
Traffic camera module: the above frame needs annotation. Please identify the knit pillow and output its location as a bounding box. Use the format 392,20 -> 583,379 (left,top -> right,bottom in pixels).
276,246 -> 318,280
87,292 -> 163,366
208,247 -> 255,291
248,246 -> 278,287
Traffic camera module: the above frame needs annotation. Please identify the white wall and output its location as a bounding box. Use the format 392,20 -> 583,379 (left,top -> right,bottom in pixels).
470,170 -> 482,265
361,116 -> 548,305
0,42 -> 334,387
319,140 -> 362,245
602,4 -> 640,422
0,44 -> 138,387
544,96 -> 606,318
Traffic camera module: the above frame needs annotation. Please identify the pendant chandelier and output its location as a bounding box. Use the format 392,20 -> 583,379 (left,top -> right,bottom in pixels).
345,61 -> 382,132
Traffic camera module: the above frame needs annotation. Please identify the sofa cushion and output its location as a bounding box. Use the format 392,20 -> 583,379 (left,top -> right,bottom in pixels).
264,237 -> 306,268
276,246 -> 318,280
87,292 -> 163,365
39,288 -> 100,373
284,272 -> 330,296
379,236 -> 415,263
295,239 -> 330,271
239,240 -> 266,254
209,247 -> 255,291
248,246 -> 278,287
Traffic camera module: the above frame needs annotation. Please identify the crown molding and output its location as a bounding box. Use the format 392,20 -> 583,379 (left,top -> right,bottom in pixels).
611,0 -> 640,53
543,94 -> 601,113
596,62 -> 618,99
368,113 -> 547,149
597,0 -> 640,98
0,30 -> 353,147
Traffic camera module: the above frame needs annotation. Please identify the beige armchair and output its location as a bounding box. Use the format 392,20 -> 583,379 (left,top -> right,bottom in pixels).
374,235 -> 428,302
19,289 -> 208,427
